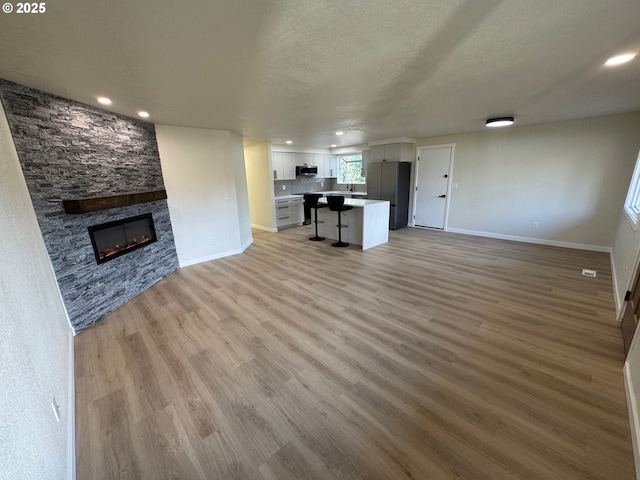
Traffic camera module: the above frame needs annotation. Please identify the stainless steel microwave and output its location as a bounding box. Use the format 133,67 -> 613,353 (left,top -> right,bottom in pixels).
296,165 -> 318,177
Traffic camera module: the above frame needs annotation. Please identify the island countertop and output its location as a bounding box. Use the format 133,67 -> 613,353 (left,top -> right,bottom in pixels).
317,197 -> 386,208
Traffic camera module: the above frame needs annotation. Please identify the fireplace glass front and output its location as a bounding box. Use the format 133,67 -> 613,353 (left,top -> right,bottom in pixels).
88,213 -> 157,264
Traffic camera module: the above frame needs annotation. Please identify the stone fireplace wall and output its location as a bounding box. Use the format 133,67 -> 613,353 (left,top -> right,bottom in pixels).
0,79 -> 179,332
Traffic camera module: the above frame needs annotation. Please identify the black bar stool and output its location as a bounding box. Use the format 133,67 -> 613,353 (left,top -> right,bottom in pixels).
304,193 -> 326,241
326,195 -> 353,247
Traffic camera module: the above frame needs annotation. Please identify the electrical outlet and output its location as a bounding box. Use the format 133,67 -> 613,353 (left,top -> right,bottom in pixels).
582,269 -> 597,277
532,221 -> 539,229
453,182 -> 459,189
208,237 -> 214,244
224,192 -> 229,200
282,184 -> 286,190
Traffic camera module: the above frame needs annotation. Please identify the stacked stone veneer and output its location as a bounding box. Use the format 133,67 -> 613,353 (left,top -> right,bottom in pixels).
0,80 -> 179,332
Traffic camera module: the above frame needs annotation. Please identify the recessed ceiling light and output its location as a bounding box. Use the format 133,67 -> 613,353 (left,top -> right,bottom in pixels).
331,144 -> 337,147
336,131 -> 344,136
97,97 -> 112,105
285,140 -> 293,144
486,116 -> 515,128
605,53 -> 636,66
138,111 -> 150,118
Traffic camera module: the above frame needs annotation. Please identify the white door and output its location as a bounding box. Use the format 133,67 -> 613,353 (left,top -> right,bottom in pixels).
414,145 -> 453,229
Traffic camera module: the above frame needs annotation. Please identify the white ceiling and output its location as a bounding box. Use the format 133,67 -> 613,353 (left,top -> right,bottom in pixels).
0,0 -> 639,148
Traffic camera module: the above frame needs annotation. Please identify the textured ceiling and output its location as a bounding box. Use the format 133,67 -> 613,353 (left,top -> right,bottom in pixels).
0,0 -> 639,148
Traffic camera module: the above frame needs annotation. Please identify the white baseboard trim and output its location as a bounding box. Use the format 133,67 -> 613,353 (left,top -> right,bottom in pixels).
68,329 -> 76,480
179,248 -> 244,268
178,236 -> 254,269
624,362 -> 640,480
241,237 -> 254,252
251,224 -> 277,233
445,228 -> 612,253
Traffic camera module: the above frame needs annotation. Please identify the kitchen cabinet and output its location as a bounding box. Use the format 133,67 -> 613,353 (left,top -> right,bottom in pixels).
295,153 -> 315,166
370,142 -> 414,163
327,154 -> 337,178
275,197 -> 304,229
272,150 -> 335,179
272,151 -> 283,180
361,149 -> 371,177
282,153 -> 296,179
316,153 -> 337,178
291,198 -> 303,224
273,152 -> 296,180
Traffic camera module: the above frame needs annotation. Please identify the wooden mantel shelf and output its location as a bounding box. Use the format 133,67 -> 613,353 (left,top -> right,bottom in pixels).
63,189 -> 167,214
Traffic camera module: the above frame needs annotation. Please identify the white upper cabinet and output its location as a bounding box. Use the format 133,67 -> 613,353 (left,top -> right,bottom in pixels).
272,151 -> 283,180
371,145 -> 385,162
273,152 -> 296,180
370,142 -> 414,163
282,152 -> 296,179
273,150 -> 336,179
316,153 -> 337,178
295,153 -> 315,166
326,154 -> 337,178
361,149 -> 371,177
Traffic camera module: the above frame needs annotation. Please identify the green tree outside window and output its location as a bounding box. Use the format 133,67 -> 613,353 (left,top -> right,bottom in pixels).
338,154 -> 365,184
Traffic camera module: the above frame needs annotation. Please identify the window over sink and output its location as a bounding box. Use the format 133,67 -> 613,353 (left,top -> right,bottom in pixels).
337,154 -> 365,184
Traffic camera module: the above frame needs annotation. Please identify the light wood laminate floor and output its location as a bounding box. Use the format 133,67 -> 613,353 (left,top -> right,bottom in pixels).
75,226 -> 635,479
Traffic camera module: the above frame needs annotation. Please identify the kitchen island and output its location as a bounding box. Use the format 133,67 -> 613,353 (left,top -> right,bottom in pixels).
316,197 -> 390,250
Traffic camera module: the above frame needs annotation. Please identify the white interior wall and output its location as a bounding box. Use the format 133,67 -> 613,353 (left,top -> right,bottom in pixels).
156,125 -> 251,267
244,143 -> 276,231
230,132 -> 253,249
0,103 -> 74,479
416,112 -> 640,249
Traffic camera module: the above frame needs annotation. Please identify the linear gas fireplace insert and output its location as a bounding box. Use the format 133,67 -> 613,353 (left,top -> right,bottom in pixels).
88,213 -> 157,264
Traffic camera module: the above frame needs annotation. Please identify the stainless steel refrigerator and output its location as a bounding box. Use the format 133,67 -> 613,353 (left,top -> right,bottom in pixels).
366,161 -> 411,230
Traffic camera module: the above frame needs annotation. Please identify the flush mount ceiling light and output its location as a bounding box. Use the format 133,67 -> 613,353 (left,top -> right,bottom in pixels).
96,97 -> 112,105
285,140 -> 293,144
486,116 -> 515,128
335,131 -> 344,136
137,111 -> 150,118
331,144 -> 337,147
605,53 -> 636,66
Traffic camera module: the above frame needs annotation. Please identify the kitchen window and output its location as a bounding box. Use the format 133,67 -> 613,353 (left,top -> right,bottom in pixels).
337,154 -> 365,184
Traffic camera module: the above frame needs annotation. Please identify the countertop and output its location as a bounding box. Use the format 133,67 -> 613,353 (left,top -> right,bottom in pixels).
318,197 -> 388,208
275,191 -> 367,201
275,195 -> 306,201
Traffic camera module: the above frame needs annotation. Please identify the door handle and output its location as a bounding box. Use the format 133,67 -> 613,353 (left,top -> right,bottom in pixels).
439,194 -> 446,198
